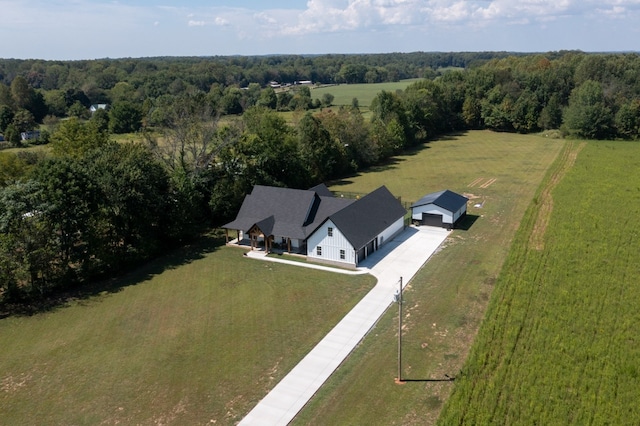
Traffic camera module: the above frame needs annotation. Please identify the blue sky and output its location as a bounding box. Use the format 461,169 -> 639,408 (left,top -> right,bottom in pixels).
1,0 -> 639,60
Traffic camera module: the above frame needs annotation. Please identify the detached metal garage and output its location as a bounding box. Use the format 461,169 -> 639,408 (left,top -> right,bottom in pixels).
411,190 -> 468,230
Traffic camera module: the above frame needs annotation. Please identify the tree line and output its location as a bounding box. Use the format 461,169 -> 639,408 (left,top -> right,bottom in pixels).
0,51 -> 518,143
1,50 -> 640,305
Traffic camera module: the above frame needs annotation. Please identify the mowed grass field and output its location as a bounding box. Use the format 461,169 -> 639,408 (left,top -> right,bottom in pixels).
293,131 -> 565,425
312,79 -> 420,109
0,236 -> 374,425
438,140 -> 640,424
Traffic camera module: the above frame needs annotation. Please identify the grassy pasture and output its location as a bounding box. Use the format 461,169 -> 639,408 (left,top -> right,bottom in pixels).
0,130 -> 572,425
312,79 -> 420,109
438,140 -> 640,424
1,144 -> 49,155
0,236 -> 374,425
293,131 -> 565,424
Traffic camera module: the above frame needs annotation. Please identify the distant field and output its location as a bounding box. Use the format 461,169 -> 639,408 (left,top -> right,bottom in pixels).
312,79 -> 421,109
438,140 -> 640,424
294,131 -> 565,425
0,235 -> 374,425
1,144 -> 49,154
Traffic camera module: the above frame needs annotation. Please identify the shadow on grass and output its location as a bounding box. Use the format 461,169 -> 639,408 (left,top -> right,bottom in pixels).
401,376 -> 456,383
429,131 -> 469,142
329,156 -> 409,189
456,214 -> 481,231
329,133 -> 471,190
330,152 -> 416,189
1,232 -> 226,319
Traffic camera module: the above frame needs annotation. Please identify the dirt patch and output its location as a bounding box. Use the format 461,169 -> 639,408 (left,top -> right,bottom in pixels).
462,193 -> 481,200
1,373 -> 31,393
148,396 -> 189,426
479,178 -> 497,188
467,178 -> 484,187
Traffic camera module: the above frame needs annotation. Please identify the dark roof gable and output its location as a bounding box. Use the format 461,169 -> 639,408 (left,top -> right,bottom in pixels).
329,186 -> 406,250
308,183 -> 334,197
412,190 -> 468,213
223,185 -> 352,239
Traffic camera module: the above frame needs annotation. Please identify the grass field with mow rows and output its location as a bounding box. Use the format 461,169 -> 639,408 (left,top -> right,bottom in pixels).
0,130 -> 570,425
438,140 -> 640,424
293,131 -> 565,425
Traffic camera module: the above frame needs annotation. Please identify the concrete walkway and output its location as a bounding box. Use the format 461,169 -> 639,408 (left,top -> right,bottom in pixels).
239,226 -> 450,426
245,251 -> 369,275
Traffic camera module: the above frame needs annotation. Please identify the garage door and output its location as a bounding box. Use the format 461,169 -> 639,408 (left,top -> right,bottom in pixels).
357,247 -> 366,262
421,213 -> 443,227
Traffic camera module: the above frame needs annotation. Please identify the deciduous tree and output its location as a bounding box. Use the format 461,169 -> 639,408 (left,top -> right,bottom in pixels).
109,101 -> 143,134
50,118 -> 110,158
563,80 -> 613,139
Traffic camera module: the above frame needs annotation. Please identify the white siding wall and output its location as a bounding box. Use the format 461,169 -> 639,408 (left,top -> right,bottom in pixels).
412,204 -> 453,224
307,220 -> 356,266
378,217 -> 405,246
452,205 -> 467,223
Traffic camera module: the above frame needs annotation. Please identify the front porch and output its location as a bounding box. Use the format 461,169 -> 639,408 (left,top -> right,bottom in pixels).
224,229 -> 306,255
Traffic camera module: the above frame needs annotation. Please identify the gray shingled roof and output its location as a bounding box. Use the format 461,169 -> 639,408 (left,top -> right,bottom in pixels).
328,186 -> 406,250
411,190 -> 468,213
223,185 -> 352,240
308,183 -> 334,197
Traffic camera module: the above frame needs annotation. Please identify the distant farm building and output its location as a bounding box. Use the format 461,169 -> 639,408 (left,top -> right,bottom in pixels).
20,130 -> 41,141
89,104 -> 109,114
411,190 -> 468,229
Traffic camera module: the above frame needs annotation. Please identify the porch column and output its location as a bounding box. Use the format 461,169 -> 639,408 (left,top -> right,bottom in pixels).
288,238 -> 291,253
225,228 -> 229,244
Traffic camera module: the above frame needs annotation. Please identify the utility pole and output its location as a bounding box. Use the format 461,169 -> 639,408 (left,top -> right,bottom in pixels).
396,276 -> 404,384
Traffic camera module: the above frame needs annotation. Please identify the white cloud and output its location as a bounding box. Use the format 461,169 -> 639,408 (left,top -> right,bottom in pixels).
0,0 -> 638,59
274,0 -> 593,34
426,2 -> 472,22
214,17 -> 229,26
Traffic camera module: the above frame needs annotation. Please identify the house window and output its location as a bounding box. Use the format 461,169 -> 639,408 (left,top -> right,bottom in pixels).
317,246 -> 322,256
340,250 -> 345,260
328,227 -> 333,237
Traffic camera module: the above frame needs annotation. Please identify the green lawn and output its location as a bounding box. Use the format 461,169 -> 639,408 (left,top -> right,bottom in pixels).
293,130 -> 566,425
1,130 -> 577,425
1,144 -> 50,155
438,140 -> 640,424
312,79 -> 421,109
0,235 -> 374,425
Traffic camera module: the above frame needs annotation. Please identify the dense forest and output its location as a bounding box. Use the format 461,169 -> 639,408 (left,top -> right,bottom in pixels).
1,51 -> 639,305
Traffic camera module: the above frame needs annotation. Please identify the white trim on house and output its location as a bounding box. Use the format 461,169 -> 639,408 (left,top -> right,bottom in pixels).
307,220 -> 357,266
411,203 -> 466,227
306,216 -> 405,268
379,216 -> 405,246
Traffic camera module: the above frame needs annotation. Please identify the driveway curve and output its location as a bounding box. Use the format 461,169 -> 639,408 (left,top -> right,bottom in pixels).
239,225 -> 450,425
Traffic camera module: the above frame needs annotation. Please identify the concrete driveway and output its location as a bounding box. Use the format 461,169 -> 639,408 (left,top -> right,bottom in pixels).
239,225 -> 450,426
